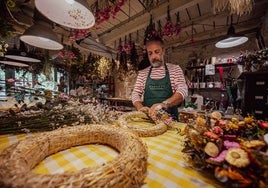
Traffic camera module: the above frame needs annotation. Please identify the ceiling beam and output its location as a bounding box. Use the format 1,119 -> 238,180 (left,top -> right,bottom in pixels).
165,16 -> 263,49
98,0 -> 207,44
169,27 -> 259,51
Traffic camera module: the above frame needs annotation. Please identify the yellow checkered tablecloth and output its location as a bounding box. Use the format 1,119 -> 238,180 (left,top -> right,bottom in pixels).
0,125 -> 220,188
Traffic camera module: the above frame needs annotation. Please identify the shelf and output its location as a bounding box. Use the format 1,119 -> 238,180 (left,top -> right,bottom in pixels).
189,88 -> 226,92
238,70 -> 268,79
186,62 -> 237,70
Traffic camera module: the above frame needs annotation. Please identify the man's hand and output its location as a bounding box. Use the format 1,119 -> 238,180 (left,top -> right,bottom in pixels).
148,103 -> 163,121
138,106 -> 150,113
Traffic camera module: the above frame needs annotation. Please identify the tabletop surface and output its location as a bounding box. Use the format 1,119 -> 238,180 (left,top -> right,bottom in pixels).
0,124 -> 220,188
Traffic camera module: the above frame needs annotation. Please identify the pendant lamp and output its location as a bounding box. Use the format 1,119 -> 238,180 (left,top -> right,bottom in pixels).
34,0 -> 95,29
215,18 -> 248,48
0,60 -> 29,67
5,41 -> 41,63
20,9 -> 63,50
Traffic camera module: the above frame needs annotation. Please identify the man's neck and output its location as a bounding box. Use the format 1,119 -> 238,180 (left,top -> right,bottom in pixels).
151,63 -> 165,69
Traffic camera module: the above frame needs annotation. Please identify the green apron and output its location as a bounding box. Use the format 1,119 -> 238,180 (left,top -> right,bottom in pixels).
143,64 -> 178,120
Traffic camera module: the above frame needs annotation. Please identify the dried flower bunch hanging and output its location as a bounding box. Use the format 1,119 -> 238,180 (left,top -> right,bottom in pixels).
144,15 -> 160,43
236,48 -> 268,72
97,57 -> 112,80
94,0 -> 126,24
163,6 -> 174,37
140,0 -> 160,10
145,9 -> 182,42
212,0 -> 254,16
69,29 -> 91,42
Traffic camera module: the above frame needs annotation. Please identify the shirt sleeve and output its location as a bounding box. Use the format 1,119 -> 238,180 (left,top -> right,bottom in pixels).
131,70 -> 146,104
170,64 -> 188,100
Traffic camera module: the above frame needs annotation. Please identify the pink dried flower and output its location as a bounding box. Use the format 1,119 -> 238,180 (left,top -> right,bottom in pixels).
211,126 -> 223,135
204,131 -> 219,140
163,20 -> 174,37
164,117 -> 173,125
208,150 -> 228,163
117,45 -> 123,53
174,23 -> 182,36
7,78 -> 15,83
224,140 -> 240,149
223,134 -> 237,141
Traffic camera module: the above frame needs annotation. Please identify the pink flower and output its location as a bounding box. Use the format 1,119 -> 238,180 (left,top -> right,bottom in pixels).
163,20 -> 174,37
211,126 -> 223,135
204,131 -> 219,140
224,140 -> 240,149
174,23 -> 182,36
117,45 -> 123,53
7,78 -> 15,83
208,150 -> 228,163
164,117 -> 173,125
223,134 -> 237,141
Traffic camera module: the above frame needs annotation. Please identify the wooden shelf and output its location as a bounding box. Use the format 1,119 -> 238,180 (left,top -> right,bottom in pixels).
189,88 -> 226,92
186,62 -> 237,70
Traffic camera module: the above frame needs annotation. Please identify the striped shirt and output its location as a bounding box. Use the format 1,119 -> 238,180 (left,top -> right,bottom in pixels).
132,63 -> 188,103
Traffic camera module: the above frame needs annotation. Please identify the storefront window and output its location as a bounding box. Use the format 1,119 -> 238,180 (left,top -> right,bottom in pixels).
0,68 -> 5,98
14,70 -> 33,88
36,69 -> 57,91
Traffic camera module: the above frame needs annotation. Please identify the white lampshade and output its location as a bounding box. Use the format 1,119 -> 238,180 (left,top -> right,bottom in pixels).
35,0 -> 95,29
20,23 -> 64,50
20,8 -> 64,50
5,41 -> 41,63
5,55 -> 41,63
215,25 -> 248,48
0,60 -> 29,67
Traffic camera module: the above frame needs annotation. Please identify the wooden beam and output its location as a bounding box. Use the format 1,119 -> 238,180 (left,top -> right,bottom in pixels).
98,0 -> 207,44
168,26 -> 259,50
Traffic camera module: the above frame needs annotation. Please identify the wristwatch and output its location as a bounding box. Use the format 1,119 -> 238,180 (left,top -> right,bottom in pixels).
162,100 -> 170,109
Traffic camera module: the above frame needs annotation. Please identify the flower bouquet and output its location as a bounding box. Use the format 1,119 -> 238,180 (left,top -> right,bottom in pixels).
182,111 -> 268,187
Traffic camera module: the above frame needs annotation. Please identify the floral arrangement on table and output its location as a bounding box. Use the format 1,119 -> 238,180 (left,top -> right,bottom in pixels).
0,94 -> 122,134
236,48 -> 268,72
0,40 -> 9,57
181,111 -> 268,187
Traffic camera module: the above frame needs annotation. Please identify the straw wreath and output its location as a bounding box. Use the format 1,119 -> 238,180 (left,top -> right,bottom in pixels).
0,124 -> 148,188
117,111 -> 168,137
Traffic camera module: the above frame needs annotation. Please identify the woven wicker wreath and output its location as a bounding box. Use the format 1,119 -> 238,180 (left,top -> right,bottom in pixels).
117,111 -> 168,137
0,124 -> 148,188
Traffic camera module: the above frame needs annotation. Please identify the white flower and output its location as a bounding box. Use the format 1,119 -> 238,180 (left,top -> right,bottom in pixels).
225,148 -> 250,168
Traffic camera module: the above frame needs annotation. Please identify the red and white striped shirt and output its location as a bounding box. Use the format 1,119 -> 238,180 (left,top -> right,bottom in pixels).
132,63 -> 188,103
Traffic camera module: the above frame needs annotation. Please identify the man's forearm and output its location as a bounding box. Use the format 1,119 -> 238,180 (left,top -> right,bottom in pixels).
133,101 -> 144,110
162,92 -> 184,108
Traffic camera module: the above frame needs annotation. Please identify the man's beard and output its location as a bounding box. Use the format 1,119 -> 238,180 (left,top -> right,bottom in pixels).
151,59 -> 163,68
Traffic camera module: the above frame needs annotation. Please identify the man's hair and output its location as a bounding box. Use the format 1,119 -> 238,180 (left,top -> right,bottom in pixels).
145,36 -> 164,46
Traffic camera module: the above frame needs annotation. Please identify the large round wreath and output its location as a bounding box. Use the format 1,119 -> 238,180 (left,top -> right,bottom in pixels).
0,124 -> 148,188
117,111 -> 168,137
